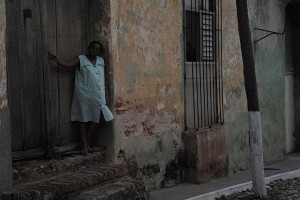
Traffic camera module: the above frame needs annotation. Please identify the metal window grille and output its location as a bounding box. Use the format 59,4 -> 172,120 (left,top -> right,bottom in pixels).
184,0 -> 223,130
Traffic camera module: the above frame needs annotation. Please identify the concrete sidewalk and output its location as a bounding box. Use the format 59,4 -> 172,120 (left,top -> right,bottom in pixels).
150,153 -> 300,200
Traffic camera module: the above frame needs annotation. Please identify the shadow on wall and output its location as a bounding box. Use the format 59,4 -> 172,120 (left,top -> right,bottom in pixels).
286,1 -> 300,152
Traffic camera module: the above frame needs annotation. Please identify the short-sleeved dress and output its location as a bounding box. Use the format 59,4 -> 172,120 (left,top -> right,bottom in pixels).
70,55 -> 114,123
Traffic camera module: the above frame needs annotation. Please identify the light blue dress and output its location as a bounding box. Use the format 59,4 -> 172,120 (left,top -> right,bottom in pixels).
71,55 -> 114,123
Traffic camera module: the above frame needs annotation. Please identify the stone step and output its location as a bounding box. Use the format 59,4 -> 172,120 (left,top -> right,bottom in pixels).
73,176 -> 150,200
1,164 -> 128,200
12,151 -> 105,185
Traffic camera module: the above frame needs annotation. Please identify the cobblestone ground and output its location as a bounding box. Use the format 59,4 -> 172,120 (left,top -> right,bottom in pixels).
216,178 -> 300,200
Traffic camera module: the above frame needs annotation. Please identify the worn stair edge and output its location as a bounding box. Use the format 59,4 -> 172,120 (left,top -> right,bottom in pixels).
1,164 -> 128,200
73,176 -> 150,200
12,151 -> 106,185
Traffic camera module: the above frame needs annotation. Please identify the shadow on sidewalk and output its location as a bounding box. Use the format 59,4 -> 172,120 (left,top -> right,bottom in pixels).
150,153 -> 300,200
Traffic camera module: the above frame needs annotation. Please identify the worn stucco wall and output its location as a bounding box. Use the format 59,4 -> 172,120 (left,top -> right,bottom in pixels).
222,0 -> 250,173
0,0 -> 12,192
253,0 -> 285,164
223,0 -> 285,174
184,126 -> 228,183
110,0 -> 184,189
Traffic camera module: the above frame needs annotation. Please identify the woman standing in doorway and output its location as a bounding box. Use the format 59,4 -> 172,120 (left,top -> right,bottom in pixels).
49,41 -> 114,155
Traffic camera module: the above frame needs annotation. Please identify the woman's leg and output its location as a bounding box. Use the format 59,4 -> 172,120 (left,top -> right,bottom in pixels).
79,122 -> 88,154
87,122 -> 99,151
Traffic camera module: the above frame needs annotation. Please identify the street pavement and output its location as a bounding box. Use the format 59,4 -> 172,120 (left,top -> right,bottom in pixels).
216,177 -> 300,199
150,153 -> 300,200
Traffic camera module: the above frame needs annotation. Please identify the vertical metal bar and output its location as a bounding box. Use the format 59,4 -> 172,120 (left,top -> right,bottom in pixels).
195,0 -> 202,129
201,0 -> 205,127
198,0 -> 203,129
210,8 -> 214,126
200,0 -> 204,127
219,0 -> 222,123
204,0 -> 210,127
212,4 -> 215,125
194,0 -> 200,129
220,0 -> 224,122
208,11 -> 212,125
201,0 -> 204,127
191,0 -> 196,129
217,0 -> 219,124
214,0 -> 218,124
218,0 -> 221,123
183,0 -> 187,130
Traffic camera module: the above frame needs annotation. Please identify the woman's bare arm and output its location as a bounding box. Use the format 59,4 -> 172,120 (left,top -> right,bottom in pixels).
48,52 -> 80,69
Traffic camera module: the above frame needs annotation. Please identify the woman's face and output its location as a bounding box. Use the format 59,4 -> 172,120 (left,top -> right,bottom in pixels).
88,43 -> 101,58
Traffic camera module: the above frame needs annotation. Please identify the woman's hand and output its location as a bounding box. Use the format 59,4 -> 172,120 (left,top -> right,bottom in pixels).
106,95 -> 110,104
48,52 -> 58,63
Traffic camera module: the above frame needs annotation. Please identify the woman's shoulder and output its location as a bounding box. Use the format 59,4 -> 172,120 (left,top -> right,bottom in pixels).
96,56 -> 104,61
78,55 -> 86,60
97,56 -> 105,65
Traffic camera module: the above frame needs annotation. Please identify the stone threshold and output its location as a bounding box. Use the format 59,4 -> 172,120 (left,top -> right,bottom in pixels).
12,151 -> 105,185
1,164 -> 129,200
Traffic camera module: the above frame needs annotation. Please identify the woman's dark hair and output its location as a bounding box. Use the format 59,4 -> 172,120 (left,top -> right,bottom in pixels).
88,41 -> 103,53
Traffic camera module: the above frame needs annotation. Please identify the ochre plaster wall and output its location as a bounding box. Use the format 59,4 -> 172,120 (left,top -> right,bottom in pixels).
110,0 -> 184,188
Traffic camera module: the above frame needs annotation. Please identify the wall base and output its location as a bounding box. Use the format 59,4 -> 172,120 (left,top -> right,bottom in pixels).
183,126 -> 228,183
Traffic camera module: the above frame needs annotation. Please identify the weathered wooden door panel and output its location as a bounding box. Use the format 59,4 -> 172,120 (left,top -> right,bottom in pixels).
19,0 -> 44,150
55,0 -> 87,146
6,0 -> 23,151
40,0 -> 59,153
6,0 -> 44,151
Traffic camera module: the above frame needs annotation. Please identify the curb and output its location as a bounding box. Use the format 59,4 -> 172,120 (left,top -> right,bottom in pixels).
1,164 -> 128,200
186,169 -> 300,200
74,176 -> 150,200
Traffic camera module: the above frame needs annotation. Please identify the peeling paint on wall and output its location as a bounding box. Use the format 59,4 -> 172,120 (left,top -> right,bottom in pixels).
108,0 -> 287,189
110,0 -> 184,189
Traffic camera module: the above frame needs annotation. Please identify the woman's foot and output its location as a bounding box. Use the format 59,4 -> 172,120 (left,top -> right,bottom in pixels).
87,145 -> 93,153
81,148 -> 88,156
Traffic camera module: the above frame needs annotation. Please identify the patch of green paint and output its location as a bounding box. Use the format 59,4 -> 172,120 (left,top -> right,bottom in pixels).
127,88 -> 134,94
158,52 -> 165,64
121,24 -> 129,34
250,25 -> 285,165
127,8 -> 136,24
156,0 -> 166,8
126,59 -> 141,93
178,23 -> 185,102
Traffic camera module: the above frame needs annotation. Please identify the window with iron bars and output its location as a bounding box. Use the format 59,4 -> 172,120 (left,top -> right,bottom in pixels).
184,0 -> 223,130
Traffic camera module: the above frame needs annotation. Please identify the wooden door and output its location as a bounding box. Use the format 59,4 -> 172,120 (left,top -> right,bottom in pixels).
6,0 -> 45,158
6,0 -> 87,159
